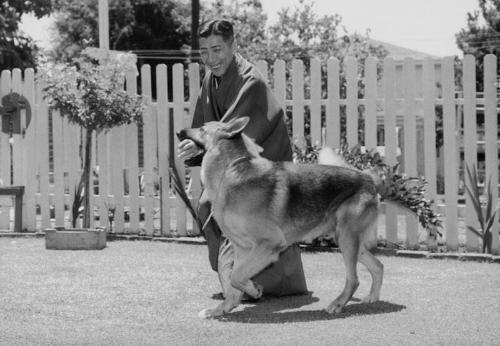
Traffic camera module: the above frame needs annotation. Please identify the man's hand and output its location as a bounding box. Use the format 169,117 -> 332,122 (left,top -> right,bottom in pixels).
178,139 -> 203,160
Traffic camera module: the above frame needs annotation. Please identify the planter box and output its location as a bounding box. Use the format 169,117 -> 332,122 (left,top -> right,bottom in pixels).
45,227 -> 107,250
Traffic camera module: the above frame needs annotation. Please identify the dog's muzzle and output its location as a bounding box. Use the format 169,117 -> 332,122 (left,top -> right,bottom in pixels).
176,130 -> 187,141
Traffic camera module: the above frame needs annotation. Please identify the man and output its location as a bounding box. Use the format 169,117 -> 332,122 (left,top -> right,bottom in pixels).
178,19 -> 307,298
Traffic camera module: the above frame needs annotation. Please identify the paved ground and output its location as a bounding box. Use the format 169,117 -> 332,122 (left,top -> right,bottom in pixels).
0,238 -> 499,345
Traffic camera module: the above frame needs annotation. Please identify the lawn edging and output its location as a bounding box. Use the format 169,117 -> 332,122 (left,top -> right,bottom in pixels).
2,232 -> 499,263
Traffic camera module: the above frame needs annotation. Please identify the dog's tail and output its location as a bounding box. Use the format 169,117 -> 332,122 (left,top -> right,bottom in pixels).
318,147 -> 442,238
318,147 -> 383,188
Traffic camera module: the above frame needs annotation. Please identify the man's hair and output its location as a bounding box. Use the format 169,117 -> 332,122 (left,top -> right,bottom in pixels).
198,19 -> 234,43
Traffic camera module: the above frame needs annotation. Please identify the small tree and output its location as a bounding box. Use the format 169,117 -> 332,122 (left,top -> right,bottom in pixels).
38,48 -> 145,228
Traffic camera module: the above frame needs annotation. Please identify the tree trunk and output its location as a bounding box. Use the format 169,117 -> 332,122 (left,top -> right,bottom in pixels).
82,128 -> 93,228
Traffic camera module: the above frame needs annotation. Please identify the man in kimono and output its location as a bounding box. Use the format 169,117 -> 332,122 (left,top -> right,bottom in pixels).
178,19 -> 307,298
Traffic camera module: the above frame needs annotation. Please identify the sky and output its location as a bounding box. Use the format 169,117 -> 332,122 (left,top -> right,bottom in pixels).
20,0 -> 480,57
260,0 -> 479,57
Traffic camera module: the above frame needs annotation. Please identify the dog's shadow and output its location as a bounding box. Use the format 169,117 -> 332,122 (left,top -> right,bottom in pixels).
213,292 -> 406,323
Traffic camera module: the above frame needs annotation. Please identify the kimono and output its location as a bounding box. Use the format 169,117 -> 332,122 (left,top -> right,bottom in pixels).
186,54 -> 308,297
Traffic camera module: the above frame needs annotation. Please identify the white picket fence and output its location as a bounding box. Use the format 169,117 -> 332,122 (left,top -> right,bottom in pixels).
0,55 -> 498,253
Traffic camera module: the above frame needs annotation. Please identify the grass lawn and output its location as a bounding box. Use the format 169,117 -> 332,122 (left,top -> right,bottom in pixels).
1,238 -> 499,346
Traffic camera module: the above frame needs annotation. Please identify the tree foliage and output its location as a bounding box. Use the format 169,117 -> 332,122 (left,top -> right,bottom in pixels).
456,0 -> 500,90
201,0 -> 387,66
0,0 -> 54,70
51,0 -> 191,62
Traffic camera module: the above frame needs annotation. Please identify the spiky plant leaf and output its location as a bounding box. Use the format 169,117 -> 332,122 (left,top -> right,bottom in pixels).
465,165 -> 486,229
485,178 -> 494,221
466,225 -> 483,238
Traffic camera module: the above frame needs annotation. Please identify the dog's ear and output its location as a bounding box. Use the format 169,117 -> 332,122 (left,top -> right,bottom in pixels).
222,116 -> 250,138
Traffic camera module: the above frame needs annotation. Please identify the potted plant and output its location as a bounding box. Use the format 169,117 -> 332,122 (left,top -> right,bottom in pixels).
38,48 -> 145,249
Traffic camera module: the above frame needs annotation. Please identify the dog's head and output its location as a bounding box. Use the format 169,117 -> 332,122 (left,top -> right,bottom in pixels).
177,116 -> 250,151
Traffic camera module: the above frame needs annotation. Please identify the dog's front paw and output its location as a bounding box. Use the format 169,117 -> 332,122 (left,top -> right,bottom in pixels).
198,308 -> 224,319
325,301 -> 344,314
252,282 -> 263,299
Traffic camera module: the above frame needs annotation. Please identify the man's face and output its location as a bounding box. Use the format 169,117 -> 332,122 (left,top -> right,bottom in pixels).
199,34 -> 234,77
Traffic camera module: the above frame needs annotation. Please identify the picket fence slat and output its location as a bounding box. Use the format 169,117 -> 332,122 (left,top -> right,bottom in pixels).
292,60 -> 305,146
0,71 -> 11,188
141,64 -> 155,235
52,110 -> 65,226
97,128 -> 109,229
188,63 -> 201,235
403,58 -> 419,248
422,58 -> 437,201
256,60 -> 268,83
36,81 -> 51,229
383,58 -> 398,243
11,69 -> 23,188
0,71 -> 13,229
125,70 -> 140,232
463,55 -> 479,250
109,114 -> 125,231
442,56 -> 459,250
484,54 -> 499,253
364,57 -> 378,150
274,60 -> 287,112
346,57 -> 358,147
23,68 -> 36,231
173,63 -> 187,235
326,58 -> 340,148
156,64 -> 171,236
310,58 -> 322,146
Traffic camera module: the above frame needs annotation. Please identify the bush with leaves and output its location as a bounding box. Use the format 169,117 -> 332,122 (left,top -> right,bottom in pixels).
37,48 -> 145,228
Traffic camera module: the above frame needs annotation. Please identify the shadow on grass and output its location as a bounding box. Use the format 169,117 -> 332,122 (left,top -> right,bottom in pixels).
214,293 -> 406,323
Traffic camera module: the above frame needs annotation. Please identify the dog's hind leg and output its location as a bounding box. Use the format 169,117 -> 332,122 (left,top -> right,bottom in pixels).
325,229 -> 360,314
358,245 -> 383,303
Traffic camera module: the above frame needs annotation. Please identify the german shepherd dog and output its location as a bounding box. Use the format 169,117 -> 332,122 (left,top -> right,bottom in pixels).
178,117 -> 384,318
